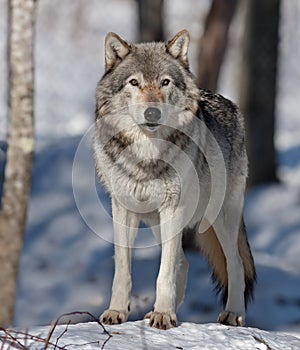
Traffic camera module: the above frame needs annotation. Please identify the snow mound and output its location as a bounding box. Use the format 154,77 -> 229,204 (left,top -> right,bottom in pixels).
1,320 -> 300,350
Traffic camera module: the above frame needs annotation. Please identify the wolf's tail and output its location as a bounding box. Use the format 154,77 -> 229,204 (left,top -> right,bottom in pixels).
194,219 -> 256,308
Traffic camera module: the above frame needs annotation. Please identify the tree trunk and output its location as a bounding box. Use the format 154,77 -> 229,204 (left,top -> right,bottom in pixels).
197,0 -> 238,91
137,0 -> 164,42
0,0 -> 37,327
240,0 -> 280,187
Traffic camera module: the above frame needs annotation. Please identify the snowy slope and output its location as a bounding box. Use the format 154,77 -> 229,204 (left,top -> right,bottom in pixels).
2,321 -> 300,350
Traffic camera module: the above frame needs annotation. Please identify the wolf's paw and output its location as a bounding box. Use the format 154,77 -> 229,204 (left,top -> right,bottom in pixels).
145,311 -> 177,330
217,311 -> 245,326
100,309 -> 128,325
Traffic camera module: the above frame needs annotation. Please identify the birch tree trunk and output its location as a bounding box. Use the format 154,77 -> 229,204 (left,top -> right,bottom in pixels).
0,0 -> 37,327
197,0 -> 238,91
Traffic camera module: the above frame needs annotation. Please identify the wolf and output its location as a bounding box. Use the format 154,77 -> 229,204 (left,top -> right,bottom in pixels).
93,30 -> 256,330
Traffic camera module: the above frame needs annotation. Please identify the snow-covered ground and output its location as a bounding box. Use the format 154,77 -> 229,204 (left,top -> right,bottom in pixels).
2,320 -> 300,350
0,0 -> 300,347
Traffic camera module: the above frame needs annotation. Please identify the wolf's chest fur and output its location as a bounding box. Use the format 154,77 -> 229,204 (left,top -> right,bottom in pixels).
97,131 -> 187,210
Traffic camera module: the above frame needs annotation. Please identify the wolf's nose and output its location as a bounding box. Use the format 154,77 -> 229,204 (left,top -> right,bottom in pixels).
144,107 -> 161,123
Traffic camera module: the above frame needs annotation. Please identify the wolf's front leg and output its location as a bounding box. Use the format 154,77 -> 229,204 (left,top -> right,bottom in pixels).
100,198 -> 138,325
149,209 -> 183,330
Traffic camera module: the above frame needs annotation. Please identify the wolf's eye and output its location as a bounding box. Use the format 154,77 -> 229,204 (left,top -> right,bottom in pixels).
162,79 -> 171,87
129,79 -> 139,87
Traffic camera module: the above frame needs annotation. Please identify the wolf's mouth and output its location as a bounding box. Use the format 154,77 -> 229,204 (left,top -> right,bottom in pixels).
142,123 -> 160,130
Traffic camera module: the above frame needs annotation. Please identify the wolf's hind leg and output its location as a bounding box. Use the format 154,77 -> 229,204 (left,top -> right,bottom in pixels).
216,223 -> 255,328
200,215 -> 255,326
212,208 -> 246,326
211,180 -> 255,326
196,225 -> 228,299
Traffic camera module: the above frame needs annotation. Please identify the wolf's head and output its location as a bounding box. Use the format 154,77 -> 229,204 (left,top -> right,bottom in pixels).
96,30 -> 199,138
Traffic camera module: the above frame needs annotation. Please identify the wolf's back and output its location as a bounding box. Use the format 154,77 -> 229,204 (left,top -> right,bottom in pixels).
197,89 -> 247,170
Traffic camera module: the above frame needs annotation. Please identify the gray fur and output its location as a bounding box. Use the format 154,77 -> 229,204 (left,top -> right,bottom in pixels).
93,30 -> 256,329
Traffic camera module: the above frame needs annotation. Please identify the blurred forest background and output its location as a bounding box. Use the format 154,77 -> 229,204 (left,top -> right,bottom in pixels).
0,0 -> 300,334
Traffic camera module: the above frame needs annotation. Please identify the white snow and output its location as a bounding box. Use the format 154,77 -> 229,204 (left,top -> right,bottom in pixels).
1,321 -> 300,350
1,0 -> 300,348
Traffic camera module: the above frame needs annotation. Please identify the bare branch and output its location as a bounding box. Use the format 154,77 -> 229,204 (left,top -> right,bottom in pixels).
44,311 -> 112,350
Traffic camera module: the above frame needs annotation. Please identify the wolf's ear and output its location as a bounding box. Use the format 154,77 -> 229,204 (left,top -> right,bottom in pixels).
105,32 -> 131,71
166,30 -> 190,68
